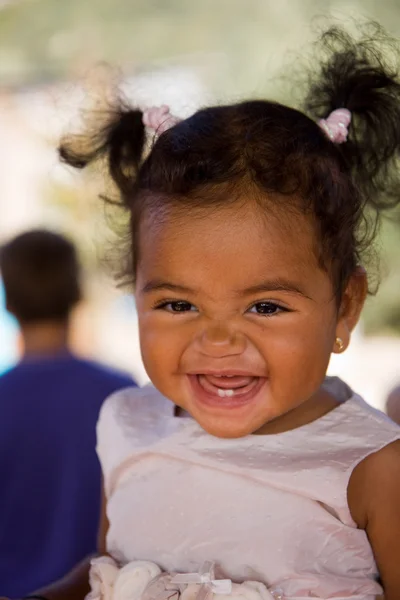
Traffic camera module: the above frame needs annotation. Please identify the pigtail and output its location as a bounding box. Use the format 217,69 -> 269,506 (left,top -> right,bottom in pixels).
304,23 -> 400,211
59,103 -> 146,201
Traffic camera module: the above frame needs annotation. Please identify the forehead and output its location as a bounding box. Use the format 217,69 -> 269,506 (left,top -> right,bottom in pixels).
136,201 -> 324,289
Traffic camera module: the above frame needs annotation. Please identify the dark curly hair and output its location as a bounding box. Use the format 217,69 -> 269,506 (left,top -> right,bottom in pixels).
59,24 -> 400,298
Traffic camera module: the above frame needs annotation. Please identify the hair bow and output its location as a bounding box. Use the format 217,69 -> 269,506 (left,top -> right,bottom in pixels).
142,105 -> 181,134
318,108 -> 351,144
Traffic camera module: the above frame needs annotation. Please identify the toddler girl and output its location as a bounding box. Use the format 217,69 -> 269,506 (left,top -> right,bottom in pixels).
28,24 -> 400,600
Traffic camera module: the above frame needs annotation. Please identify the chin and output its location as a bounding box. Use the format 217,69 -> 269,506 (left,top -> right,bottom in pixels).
190,410 -> 259,439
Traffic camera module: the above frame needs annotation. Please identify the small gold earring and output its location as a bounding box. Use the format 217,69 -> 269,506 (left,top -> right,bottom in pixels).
335,337 -> 345,352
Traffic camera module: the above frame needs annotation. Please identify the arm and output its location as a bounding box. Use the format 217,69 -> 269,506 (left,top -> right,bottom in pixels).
31,558 -> 93,600
30,486 -> 109,600
348,439 -> 400,600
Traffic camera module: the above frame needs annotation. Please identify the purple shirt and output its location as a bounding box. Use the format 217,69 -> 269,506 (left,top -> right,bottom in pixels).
0,352 -> 135,597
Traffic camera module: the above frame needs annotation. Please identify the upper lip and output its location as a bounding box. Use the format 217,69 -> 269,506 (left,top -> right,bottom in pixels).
187,370 -> 264,377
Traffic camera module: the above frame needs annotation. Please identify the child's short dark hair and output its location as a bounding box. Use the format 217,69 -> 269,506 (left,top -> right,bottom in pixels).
59,24 -> 400,297
0,229 -> 81,323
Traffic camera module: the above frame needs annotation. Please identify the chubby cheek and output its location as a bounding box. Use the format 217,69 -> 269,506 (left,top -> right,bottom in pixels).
137,312 -> 186,395
264,312 -> 336,405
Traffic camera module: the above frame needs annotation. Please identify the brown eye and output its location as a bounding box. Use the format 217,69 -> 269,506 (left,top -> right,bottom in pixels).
248,302 -> 286,315
169,301 -> 193,312
155,300 -> 197,313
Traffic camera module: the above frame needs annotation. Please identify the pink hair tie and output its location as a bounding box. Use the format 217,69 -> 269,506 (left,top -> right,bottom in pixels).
142,105 -> 181,135
318,108 -> 351,144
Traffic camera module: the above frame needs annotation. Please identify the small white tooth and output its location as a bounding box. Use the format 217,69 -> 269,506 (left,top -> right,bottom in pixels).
217,389 -> 235,397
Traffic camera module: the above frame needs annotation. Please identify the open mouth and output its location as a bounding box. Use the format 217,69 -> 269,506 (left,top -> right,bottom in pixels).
188,373 -> 265,409
198,374 -> 259,396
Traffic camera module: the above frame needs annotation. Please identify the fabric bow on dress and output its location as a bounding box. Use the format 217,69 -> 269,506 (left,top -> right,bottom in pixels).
86,558 -> 280,600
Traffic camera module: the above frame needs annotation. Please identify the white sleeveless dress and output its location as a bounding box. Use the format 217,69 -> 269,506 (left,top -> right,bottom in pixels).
96,378 -> 400,600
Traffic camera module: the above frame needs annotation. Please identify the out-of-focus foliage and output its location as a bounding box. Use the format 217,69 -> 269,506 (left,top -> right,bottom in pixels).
1,0 -> 310,93
364,215 -> 400,335
2,0 -> 400,94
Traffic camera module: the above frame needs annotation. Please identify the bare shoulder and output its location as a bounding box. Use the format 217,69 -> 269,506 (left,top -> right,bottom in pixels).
348,439 -> 400,526
348,439 -> 400,599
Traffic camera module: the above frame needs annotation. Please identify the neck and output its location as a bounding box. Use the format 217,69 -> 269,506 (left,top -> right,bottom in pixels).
20,319 -> 70,358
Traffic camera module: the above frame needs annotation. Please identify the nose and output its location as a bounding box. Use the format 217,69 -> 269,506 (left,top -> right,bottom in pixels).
196,320 -> 246,358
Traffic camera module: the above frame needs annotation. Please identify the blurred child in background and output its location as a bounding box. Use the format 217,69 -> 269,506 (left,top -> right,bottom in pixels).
0,229 -> 135,597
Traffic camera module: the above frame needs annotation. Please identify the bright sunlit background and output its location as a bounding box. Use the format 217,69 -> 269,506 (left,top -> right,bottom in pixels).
1,0 -> 399,407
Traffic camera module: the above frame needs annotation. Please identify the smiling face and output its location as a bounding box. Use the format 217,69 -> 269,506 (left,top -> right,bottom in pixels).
135,199 -> 365,438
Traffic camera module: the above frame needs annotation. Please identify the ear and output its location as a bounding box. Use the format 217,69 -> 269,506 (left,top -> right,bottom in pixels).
333,267 -> 368,353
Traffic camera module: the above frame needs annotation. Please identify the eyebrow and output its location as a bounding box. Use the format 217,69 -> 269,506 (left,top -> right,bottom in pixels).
142,278 -> 312,300
142,281 -> 196,295
240,280 -> 312,300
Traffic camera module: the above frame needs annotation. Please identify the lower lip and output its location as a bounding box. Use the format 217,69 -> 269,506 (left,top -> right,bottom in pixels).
187,374 -> 266,410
